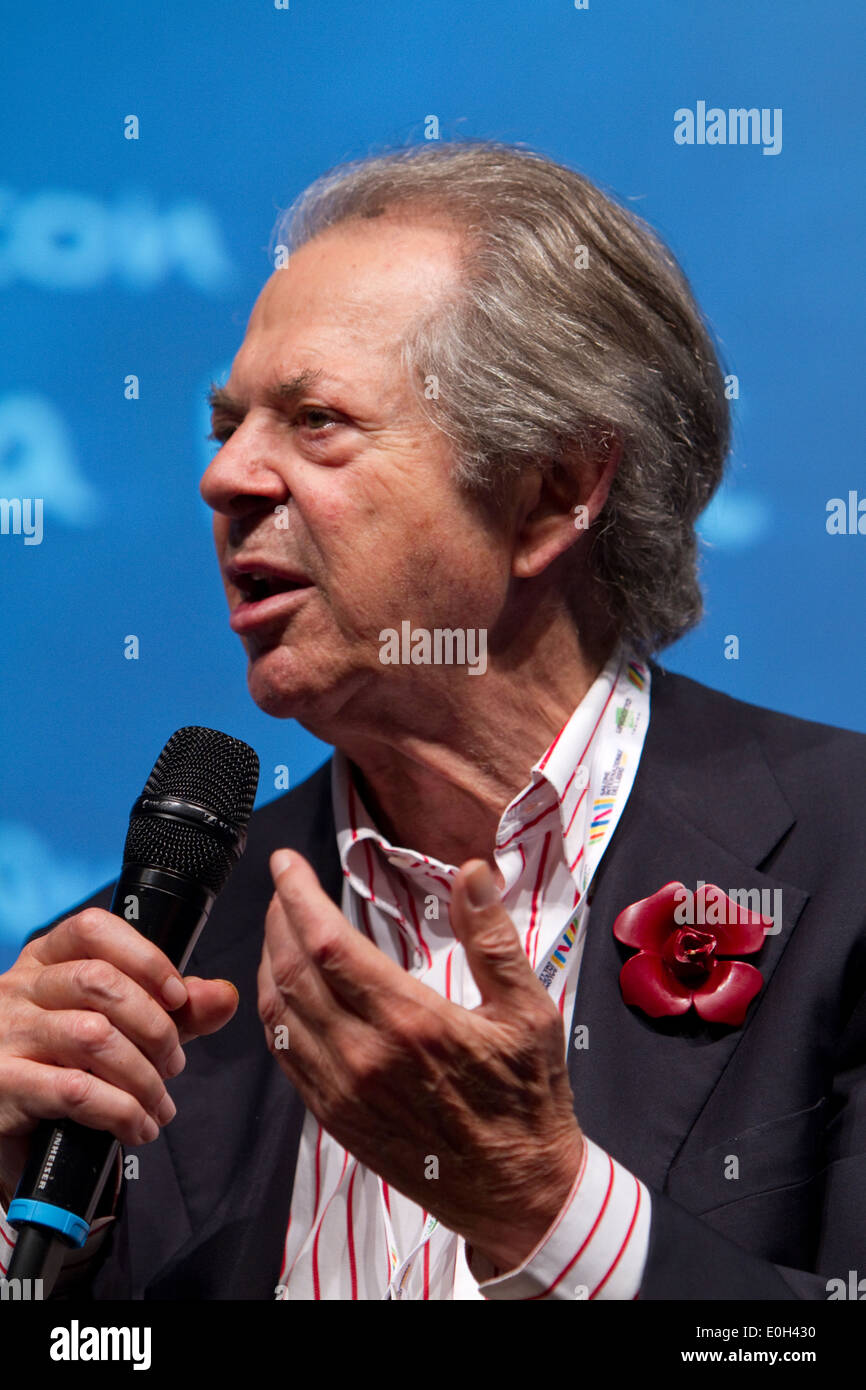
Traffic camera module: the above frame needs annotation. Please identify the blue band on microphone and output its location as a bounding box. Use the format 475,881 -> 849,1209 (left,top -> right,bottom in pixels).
7,1199 -> 90,1248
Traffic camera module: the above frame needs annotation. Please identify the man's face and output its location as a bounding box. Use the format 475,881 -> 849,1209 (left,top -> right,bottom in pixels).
200,217 -> 512,738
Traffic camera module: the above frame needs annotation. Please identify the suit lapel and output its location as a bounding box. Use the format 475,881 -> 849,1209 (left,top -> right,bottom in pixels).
567,666 -> 810,1190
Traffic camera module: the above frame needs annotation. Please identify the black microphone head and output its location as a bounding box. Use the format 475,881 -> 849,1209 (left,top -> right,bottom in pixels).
139,726 -> 259,823
122,727 -> 260,892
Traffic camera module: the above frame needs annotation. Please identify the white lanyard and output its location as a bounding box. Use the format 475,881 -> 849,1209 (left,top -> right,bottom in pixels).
535,654 -> 651,992
381,653 -> 652,1299
381,1190 -> 439,1299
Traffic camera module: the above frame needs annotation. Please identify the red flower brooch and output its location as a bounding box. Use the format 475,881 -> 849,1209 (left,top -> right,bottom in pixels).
613,882 -> 770,1025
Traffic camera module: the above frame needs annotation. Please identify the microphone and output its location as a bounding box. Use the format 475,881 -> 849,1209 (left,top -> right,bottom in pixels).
5,726 -> 260,1294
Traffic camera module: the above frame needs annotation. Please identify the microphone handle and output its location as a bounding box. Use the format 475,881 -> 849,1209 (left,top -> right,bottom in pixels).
6,866 -> 214,1290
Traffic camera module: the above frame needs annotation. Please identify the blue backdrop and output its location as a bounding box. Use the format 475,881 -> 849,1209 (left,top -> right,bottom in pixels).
2,0 -> 864,966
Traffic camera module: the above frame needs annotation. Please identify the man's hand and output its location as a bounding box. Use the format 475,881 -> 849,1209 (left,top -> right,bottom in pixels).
258,849 -> 585,1272
0,909 -> 239,1205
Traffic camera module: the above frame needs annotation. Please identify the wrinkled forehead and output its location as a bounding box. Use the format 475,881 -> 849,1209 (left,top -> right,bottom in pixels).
245,216 -> 466,350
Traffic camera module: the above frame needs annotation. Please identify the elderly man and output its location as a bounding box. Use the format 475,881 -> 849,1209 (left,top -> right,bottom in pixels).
1,141 -> 864,1301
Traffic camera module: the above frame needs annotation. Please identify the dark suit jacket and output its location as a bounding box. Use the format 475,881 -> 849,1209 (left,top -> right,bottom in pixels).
40,664 -> 866,1299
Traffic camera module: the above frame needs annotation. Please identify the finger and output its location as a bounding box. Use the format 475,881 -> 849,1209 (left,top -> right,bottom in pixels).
10,1006 -> 176,1123
267,851 -> 467,1107
0,1057 -> 169,1149
257,938 -> 354,1100
259,888 -> 343,1031
268,850 -> 424,1023
449,860 -> 548,1010
171,977 -> 240,1045
30,909 -> 188,1012
30,960 -> 184,1078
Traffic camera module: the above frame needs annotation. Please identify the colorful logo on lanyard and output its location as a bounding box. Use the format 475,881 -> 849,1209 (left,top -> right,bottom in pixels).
626,660 -> 646,690
538,912 -> 580,989
589,797 -> 616,843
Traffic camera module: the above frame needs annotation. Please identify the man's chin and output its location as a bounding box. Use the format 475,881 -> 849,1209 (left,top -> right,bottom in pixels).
244,645 -> 342,724
246,660 -> 313,720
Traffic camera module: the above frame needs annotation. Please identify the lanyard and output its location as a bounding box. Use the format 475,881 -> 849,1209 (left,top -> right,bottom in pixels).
381,1189 -> 439,1299
535,654 -> 651,992
381,653 -> 652,1299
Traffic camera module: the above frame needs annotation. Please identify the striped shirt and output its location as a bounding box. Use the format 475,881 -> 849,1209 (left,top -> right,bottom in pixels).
276,646 -> 652,1300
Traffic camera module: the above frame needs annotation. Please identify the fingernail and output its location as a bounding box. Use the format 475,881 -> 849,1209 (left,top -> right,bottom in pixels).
214,978 -> 239,1001
271,849 -> 293,877
162,976 -> 188,1009
155,1093 -> 177,1125
466,862 -> 499,909
138,1117 -> 160,1144
165,1045 -> 186,1077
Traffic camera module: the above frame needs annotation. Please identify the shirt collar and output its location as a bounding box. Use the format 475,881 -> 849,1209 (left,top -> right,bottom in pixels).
491,643 -> 626,873
332,642 -> 628,904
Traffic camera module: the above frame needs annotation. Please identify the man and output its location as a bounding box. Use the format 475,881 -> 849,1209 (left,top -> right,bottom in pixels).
1,141 -> 864,1300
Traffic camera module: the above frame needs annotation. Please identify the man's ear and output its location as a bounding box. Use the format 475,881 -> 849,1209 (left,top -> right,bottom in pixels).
511,429 -> 622,581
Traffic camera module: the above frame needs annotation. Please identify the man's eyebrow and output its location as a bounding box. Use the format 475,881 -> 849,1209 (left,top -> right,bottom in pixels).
207,370 -> 326,416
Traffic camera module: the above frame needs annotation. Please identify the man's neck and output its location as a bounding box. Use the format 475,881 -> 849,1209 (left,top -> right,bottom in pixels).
334,626 -> 618,877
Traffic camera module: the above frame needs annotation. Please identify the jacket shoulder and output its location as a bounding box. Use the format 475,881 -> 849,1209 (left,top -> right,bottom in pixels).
649,662 -> 866,784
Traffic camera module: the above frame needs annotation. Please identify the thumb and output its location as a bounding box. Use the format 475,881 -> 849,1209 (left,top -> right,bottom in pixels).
174,976 -> 239,1044
450,860 -> 541,1009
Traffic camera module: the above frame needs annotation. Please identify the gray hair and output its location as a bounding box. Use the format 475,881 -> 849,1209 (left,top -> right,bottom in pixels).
272,140 -> 730,656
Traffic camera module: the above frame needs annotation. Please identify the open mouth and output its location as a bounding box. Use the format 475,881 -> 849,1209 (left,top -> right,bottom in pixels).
227,566 -> 313,634
234,573 -> 308,603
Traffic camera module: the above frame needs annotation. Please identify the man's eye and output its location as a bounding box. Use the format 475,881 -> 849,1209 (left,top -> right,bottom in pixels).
206,408 -> 339,444
297,407 -> 338,431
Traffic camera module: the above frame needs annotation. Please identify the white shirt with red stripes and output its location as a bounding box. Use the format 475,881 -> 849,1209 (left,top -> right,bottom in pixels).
276,645 -> 653,1300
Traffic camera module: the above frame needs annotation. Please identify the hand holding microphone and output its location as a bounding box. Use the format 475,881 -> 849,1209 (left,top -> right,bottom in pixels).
0,913 -> 238,1204
0,726 -> 259,1290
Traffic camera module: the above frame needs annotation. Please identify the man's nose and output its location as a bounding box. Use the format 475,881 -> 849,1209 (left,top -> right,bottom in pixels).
199,423 -> 287,519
